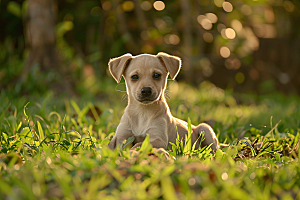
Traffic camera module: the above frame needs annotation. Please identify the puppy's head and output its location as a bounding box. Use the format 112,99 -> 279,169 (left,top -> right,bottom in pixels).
109,52 -> 181,104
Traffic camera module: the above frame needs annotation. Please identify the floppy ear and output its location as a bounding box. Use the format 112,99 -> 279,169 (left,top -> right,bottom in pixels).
157,52 -> 181,80
108,53 -> 133,83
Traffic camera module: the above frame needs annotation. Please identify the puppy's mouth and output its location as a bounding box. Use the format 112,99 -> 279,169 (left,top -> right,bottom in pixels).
137,96 -> 158,104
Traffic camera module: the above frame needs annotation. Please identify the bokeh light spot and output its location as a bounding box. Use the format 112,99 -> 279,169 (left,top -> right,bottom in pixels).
279,73 -> 290,84
220,46 -> 230,58
235,109 -> 243,117
223,2 -> 233,12
14,164 -> 20,170
46,157 -> 52,164
217,23 -> 226,33
135,173 -> 142,179
203,32 -> 214,43
61,21 -> 73,32
102,1 -> 112,11
214,0 -> 224,7
235,72 -> 245,84
283,1 -> 294,12
200,58 -> 213,77
153,1 -> 165,11
141,1 -> 152,11
169,34 -> 180,45
205,13 -> 218,23
253,24 -> 277,38
91,6 -> 101,16
231,20 -> 243,32
122,1 -> 135,12
164,34 -> 170,44
221,172 -> 228,180
250,172 -> 256,180
201,19 -> 213,30
221,29 -> 228,39
202,66 -> 213,77
154,18 -> 167,30
188,178 -> 196,186
225,28 -> 236,39
241,4 -> 252,15
197,15 -> 206,24
225,58 -> 241,70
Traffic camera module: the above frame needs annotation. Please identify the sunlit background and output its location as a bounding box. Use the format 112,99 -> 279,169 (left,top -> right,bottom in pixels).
1,0 -> 299,96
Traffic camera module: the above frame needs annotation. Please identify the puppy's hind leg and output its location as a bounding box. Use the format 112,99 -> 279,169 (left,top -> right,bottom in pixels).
108,136 -> 117,150
195,123 -> 218,151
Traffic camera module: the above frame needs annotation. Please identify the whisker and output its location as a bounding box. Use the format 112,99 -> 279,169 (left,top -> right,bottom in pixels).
164,90 -> 171,100
121,94 -> 128,102
164,89 -> 171,94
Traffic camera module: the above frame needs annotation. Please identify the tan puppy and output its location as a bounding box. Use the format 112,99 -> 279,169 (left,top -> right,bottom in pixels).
108,52 -> 218,151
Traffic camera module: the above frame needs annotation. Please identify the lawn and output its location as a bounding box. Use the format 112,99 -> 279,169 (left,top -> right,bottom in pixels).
1,80 -> 300,200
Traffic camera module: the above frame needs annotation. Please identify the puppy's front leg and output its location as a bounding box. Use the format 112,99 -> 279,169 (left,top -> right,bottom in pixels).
108,122 -> 133,150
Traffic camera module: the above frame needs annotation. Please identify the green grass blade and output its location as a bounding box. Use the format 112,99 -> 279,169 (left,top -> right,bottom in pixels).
161,176 -> 178,200
48,111 -> 62,122
121,136 -> 135,150
23,102 -> 30,119
183,117 -> 192,154
85,128 -> 96,148
70,100 -> 81,116
262,120 -> 281,144
0,103 -> 11,123
240,140 -> 256,156
140,134 -> 150,152
37,121 -> 45,142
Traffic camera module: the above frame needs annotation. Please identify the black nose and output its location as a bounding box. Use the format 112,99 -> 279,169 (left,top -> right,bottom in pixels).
141,87 -> 152,97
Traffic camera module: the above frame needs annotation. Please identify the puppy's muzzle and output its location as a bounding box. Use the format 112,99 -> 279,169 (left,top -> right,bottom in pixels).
139,87 -> 156,103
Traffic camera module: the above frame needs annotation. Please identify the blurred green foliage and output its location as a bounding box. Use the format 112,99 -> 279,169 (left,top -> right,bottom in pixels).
1,0 -> 300,95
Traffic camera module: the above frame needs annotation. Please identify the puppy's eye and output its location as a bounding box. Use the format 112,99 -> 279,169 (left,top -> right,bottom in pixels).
153,73 -> 161,80
131,75 -> 139,81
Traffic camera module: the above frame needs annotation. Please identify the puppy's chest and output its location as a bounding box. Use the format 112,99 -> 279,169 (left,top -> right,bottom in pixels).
129,114 -> 154,136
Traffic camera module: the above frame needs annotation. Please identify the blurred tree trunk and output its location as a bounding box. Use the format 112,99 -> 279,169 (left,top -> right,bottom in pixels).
24,0 -> 59,72
112,0 -> 139,54
24,0 -> 74,95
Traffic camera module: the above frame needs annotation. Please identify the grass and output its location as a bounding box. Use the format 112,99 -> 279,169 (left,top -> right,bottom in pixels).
0,81 -> 300,200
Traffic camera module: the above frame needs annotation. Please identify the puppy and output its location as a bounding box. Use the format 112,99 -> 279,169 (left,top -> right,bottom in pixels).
108,52 -> 218,151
